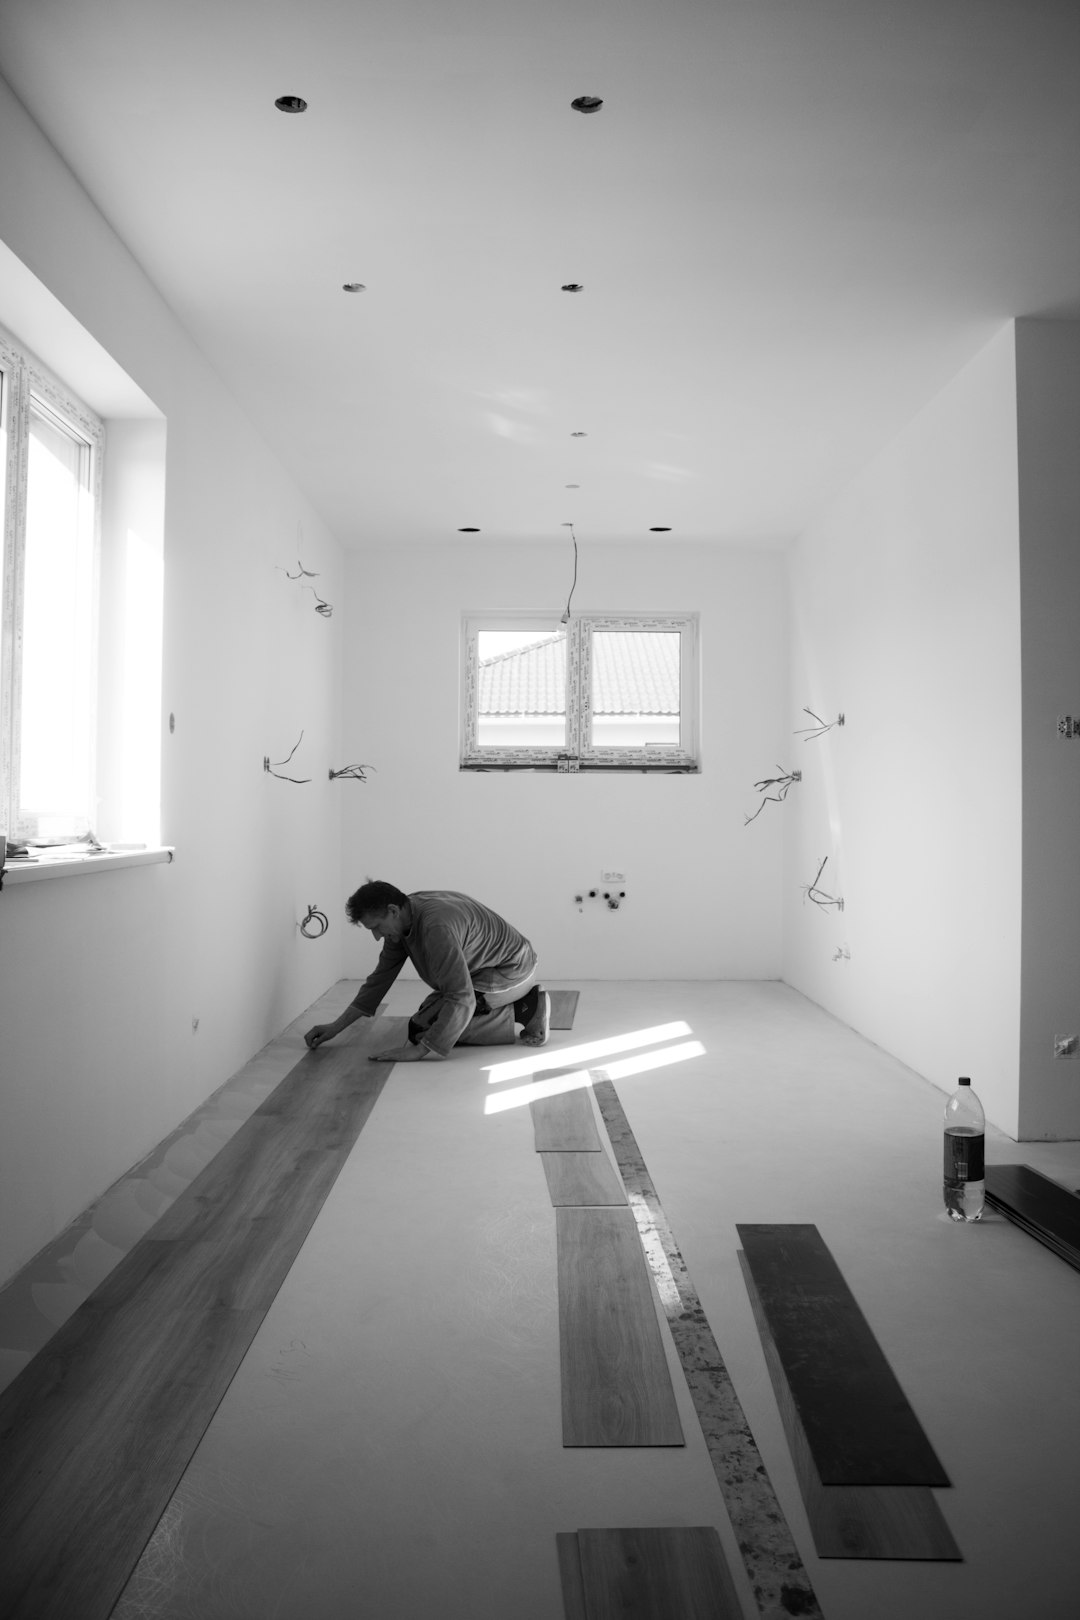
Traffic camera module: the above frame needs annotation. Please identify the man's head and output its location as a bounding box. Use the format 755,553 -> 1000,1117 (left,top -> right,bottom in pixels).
346,880 -> 410,943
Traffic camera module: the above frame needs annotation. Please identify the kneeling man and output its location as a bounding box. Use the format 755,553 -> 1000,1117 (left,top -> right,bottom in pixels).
304,881 -> 549,1062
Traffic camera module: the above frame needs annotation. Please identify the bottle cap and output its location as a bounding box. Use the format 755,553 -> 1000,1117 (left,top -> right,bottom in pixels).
958,1076 -> 971,1086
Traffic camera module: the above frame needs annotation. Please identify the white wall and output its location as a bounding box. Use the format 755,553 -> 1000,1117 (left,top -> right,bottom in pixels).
340,539 -> 787,987
1016,319 -> 1080,1140
783,324 -> 1023,1135
0,76 -> 345,1283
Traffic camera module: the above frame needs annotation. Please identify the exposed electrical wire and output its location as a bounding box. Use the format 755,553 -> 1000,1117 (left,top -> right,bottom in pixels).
282,559 -> 318,580
300,904 -> 329,938
328,763 -> 375,781
263,732 -> 311,783
560,522 -> 578,624
795,707 -> 845,740
303,584 -> 333,617
278,558 -> 333,615
744,767 -> 802,825
802,856 -> 844,912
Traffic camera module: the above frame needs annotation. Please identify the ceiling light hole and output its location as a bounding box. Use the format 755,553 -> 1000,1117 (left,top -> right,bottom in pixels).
650,526 -> 672,532
566,483 -> 580,489
570,431 -> 588,438
458,527 -> 480,533
342,283 -> 366,293
571,96 -> 604,114
275,95 -> 308,114
561,283 -> 584,293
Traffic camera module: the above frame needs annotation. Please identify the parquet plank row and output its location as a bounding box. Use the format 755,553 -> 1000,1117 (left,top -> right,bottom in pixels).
557,1527 -> 742,1620
541,1150 -> 627,1206
557,1207 -> 684,1447
0,1036 -> 393,1620
531,1087 -> 603,1152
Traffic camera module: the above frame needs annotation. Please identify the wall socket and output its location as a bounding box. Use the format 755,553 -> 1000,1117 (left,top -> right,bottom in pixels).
1053,1034 -> 1079,1059
600,869 -> 626,883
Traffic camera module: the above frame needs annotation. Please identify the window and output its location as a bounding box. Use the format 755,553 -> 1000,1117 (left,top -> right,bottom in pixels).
1,330 -> 104,840
461,613 -> 699,771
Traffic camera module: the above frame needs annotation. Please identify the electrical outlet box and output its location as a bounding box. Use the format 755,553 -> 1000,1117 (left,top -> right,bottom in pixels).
1057,716 -> 1077,739
601,869 -> 626,883
1053,1035 -> 1079,1059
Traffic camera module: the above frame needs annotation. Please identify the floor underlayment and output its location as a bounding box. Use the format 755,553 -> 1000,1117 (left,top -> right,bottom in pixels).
4,980 -> 1080,1620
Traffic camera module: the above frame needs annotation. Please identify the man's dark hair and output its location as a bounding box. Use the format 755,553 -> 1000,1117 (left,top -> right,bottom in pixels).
346,880 -> 408,925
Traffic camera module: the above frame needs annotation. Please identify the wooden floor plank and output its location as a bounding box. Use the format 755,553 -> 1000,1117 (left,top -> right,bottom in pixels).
0,1037 -> 393,1620
575,1527 -> 743,1620
549,989 -> 580,1029
557,1207 -> 684,1447
737,1224 -> 950,1487
556,1532 -> 590,1620
541,1151 -> 627,1206
532,1087 -> 602,1152
738,1253 -> 961,1561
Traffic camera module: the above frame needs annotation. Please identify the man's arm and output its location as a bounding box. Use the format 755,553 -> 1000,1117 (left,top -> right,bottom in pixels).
304,1002 -> 368,1049
305,937 -> 408,1048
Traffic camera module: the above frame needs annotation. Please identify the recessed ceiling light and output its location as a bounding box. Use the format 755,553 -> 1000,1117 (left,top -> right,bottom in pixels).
342,283 -> 366,293
458,527 -> 480,532
571,96 -> 603,114
650,526 -> 672,532
561,283 -> 584,292
275,95 -> 308,113
570,431 -> 587,437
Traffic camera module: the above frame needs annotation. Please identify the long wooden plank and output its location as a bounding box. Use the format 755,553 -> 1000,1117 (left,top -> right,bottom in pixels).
0,1035 -> 393,1620
556,1532 -> 589,1620
738,1254 -> 961,1561
557,1206 -> 684,1447
532,1087 -> 602,1152
591,1076 -> 824,1619
542,1151 -> 627,1206
737,1223 -> 950,1487
550,989 -> 581,1029
985,1164 -> 1080,1273
575,1527 -> 743,1620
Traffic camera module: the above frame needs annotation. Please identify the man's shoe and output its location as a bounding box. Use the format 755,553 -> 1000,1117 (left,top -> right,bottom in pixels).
520,986 -> 550,1047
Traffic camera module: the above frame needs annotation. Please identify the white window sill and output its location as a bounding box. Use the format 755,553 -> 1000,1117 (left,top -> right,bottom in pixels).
1,846 -> 175,885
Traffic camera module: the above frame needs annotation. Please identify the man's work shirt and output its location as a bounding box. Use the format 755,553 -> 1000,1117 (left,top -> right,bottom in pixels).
350,891 -> 537,1056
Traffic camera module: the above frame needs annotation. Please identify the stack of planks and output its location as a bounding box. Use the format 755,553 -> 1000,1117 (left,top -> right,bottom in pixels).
556,1527 -> 743,1620
737,1224 -> 960,1561
984,1164 -> 1080,1273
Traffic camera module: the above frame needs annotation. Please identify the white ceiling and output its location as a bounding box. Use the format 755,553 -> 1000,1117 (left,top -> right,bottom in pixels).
1,0 -> 1077,548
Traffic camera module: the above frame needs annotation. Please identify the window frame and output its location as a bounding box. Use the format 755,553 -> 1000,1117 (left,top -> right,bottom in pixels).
0,325 -> 104,839
461,611 -> 700,772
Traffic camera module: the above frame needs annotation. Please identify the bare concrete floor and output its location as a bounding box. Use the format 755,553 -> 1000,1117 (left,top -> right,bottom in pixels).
8,980 -> 1080,1619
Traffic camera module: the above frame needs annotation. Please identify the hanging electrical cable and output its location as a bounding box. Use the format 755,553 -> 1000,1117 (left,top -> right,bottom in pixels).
328,763 -> 375,781
263,732 -> 311,783
300,904 -> 329,938
560,522 -> 579,624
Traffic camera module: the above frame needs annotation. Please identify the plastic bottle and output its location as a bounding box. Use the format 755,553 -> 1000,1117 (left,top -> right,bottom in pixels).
943,1076 -> 985,1222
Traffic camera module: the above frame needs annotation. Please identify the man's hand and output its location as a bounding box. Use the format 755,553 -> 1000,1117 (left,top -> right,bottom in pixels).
305,1024 -> 336,1049
368,1042 -> 435,1063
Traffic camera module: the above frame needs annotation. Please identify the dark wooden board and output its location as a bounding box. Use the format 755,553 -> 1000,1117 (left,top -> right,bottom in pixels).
985,1164 -> 1080,1272
550,989 -> 580,1029
558,1207 -> 684,1447
738,1254 -> 961,1561
532,1087 -> 602,1152
0,1037 -> 392,1620
737,1224 -> 950,1487
575,1527 -> 743,1620
541,1151 -> 627,1206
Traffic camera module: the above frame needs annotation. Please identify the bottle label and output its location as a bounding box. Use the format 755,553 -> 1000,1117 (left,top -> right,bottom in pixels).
944,1128 -> 985,1183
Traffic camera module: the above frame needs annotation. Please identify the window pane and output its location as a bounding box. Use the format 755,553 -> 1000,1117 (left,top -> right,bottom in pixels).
478,628 -> 567,748
590,630 -> 681,749
19,400 -> 95,834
